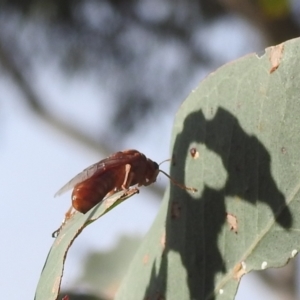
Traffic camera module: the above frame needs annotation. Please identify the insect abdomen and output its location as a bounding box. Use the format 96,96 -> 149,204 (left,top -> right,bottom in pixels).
72,169 -> 119,213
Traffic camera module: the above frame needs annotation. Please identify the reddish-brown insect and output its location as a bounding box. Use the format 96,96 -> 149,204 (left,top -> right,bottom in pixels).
53,149 -> 196,236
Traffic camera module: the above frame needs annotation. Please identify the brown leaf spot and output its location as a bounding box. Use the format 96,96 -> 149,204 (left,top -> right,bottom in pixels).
269,43 -> 284,73
233,262 -> 246,280
171,201 -> 181,219
190,147 -> 199,159
281,147 -> 287,154
52,276 -> 62,293
226,213 -> 238,233
160,231 -> 166,251
143,254 -> 149,265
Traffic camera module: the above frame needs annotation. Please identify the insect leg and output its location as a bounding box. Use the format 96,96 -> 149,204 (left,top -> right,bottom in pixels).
121,164 -> 134,189
65,205 -> 75,220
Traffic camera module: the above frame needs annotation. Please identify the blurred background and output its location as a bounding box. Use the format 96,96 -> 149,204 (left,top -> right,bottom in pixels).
0,0 -> 300,299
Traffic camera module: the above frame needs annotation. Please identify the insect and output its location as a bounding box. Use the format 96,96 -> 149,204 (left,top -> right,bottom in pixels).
53,149 -> 196,236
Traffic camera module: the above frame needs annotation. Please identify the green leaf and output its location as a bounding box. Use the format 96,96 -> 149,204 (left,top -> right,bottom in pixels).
35,189 -> 138,300
116,38 -> 300,300
259,0 -> 289,19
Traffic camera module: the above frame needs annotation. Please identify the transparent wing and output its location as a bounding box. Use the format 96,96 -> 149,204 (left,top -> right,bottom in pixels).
54,161 -> 106,197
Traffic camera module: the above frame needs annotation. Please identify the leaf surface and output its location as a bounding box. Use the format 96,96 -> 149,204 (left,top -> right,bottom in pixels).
35,189 -> 138,300
116,38 -> 300,300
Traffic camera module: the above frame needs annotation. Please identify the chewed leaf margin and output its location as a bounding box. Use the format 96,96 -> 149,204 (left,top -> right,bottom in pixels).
35,188 -> 139,300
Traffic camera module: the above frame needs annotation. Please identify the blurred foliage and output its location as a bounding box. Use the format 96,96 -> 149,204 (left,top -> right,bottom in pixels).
259,0 -> 290,19
76,235 -> 141,298
1,0 -> 299,138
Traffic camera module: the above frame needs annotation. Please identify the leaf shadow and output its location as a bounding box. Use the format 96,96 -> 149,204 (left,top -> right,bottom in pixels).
143,107 -> 292,299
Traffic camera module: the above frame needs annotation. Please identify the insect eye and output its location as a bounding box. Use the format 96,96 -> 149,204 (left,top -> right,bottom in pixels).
153,162 -> 159,169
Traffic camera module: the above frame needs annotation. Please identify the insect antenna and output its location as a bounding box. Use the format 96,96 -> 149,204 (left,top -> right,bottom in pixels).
159,158 -> 171,166
158,169 -> 197,192
158,158 -> 197,192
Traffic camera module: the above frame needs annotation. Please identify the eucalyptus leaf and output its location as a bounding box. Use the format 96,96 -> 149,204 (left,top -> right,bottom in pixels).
117,38 -> 300,300
35,189 -> 138,300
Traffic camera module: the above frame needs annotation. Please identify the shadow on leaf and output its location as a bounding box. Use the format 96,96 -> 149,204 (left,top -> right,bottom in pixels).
143,107 -> 292,300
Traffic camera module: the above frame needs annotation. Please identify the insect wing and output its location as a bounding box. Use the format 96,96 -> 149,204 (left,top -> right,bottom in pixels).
54,152 -> 140,197
54,161 -> 106,197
